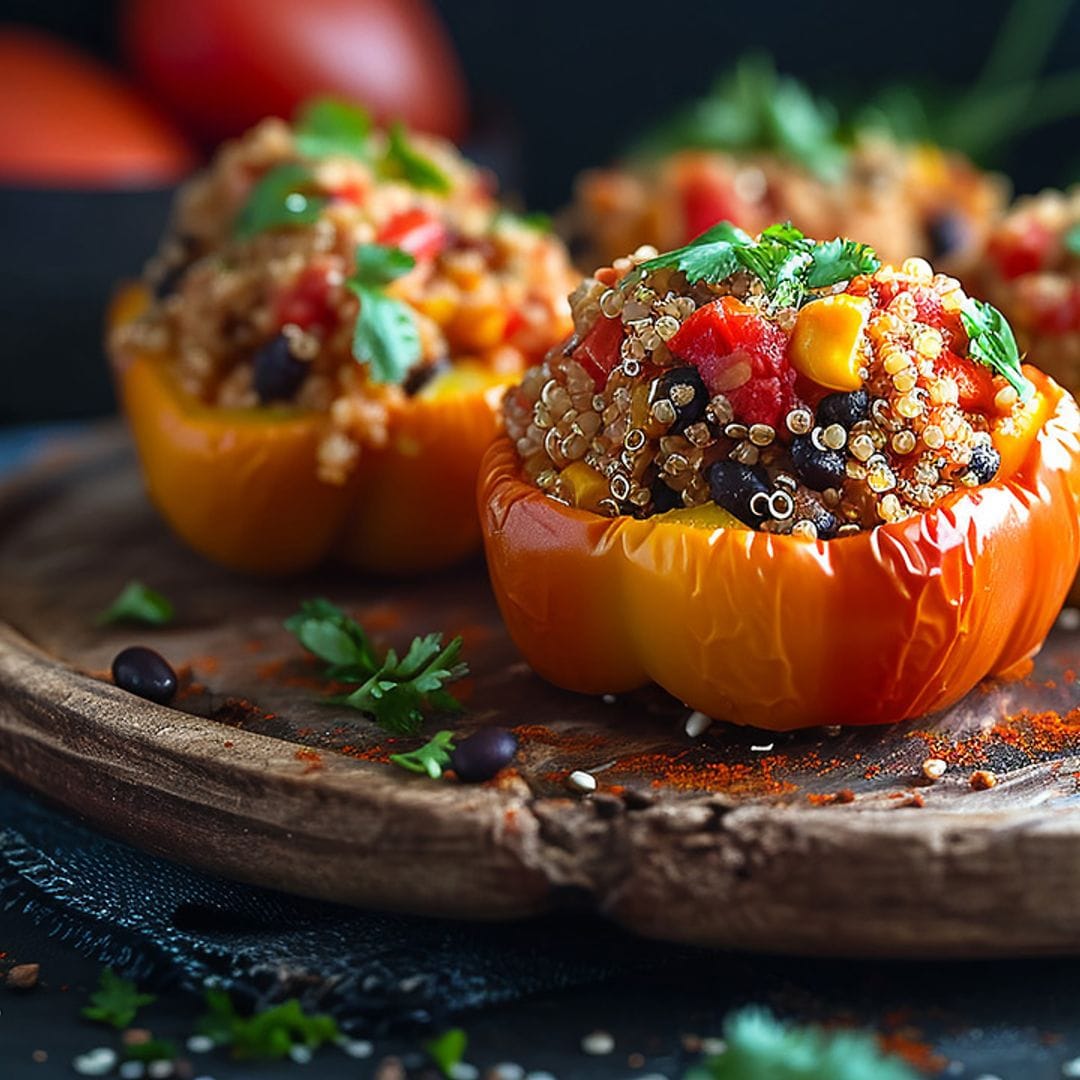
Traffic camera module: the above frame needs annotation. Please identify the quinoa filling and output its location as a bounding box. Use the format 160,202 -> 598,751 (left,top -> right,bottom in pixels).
109,101 -> 575,484
505,223 -> 1033,537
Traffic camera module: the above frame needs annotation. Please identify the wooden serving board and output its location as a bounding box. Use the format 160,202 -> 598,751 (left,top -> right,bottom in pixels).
2,426 -> 1080,957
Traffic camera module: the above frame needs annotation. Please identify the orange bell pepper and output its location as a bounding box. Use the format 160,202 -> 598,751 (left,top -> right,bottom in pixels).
479,368 -> 1080,730
111,288 -> 511,575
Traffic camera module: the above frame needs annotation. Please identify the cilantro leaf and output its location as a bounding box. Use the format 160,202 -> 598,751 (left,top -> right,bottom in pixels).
382,122 -> 452,193
346,242 -> 421,384
81,968 -> 156,1029
235,164 -> 326,239
685,1007 -> 918,1080
425,1027 -> 468,1077
97,580 -> 174,627
959,297 -> 1034,402
285,599 -> 468,734
623,221 -> 879,309
1065,222 -> 1080,256
124,1039 -> 177,1064
805,237 -> 880,288
294,97 -> 372,160
197,989 -> 339,1061
391,730 -> 456,778
631,56 -> 848,181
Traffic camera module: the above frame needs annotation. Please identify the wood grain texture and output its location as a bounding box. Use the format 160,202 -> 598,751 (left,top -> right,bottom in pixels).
2,426 -> 1080,955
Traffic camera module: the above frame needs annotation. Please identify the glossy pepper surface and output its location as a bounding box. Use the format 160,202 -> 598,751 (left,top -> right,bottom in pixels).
479,368 -> 1080,729
112,287 -> 509,575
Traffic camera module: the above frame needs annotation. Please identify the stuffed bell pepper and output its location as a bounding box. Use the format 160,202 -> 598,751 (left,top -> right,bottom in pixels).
108,100 -> 575,574
480,222 -> 1080,729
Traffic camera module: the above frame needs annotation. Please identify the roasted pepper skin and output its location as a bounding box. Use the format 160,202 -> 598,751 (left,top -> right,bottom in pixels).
479,369 -> 1080,729
112,289 -> 510,576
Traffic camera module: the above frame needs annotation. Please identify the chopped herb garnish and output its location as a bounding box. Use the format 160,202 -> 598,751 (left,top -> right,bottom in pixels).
81,968 -> 156,1029
124,1039 -> 177,1064
632,56 -> 848,181
960,296 -> 1034,401
390,730 -> 456,779
623,221 -> 879,309
495,208 -> 553,233
1065,222 -> 1080,256
684,1007 -> 918,1080
286,599 -> 468,734
425,1027 -> 468,1078
346,242 -> 422,383
235,163 -> 326,238
382,121 -> 452,193
197,989 -> 339,1061
97,580 -> 174,627
294,97 -> 372,160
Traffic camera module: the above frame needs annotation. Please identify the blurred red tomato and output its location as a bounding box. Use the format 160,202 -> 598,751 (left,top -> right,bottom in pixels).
121,0 -> 468,144
0,28 -> 195,188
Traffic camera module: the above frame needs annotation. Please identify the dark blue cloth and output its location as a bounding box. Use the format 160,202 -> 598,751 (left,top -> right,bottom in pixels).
0,774 -> 685,1033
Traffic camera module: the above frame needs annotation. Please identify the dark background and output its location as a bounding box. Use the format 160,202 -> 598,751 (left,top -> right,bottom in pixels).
2,0 -> 1079,424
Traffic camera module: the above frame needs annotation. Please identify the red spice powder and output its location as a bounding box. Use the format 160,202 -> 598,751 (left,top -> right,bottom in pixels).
878,1031 -> 947,1074
185,654 -> 220,676
612,750 -> 797,796
511,724 -> 609,754
294,747 -> 324,773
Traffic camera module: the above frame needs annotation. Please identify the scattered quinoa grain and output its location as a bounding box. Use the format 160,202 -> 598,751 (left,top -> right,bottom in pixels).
582,1030 -> 615,1055
971,769 -> 998,790
922,757 -> 947,781
569,769 -> 597,793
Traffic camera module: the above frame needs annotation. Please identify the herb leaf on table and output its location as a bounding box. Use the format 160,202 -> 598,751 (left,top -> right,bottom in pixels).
286,599 -> 468,734
390,730 -> 456,779
425,1027 -> 468,1077
97,580 -> 174,627
685,1007 -> 918,1080
81,968 -> 156,1029
197,989 -> 339,1061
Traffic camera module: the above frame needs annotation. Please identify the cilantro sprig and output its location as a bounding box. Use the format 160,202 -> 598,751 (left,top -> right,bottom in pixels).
960,296 -> 1034,401
425,1027 -> 468,1078
235,163 -> 326,239
346,242 -> 422,383
390,730 -> 456,778
285,599 -> 468,735
198,989 -> 339,1061
685,1007 -> 918,1080
294,97 -> 372,160
81,968 -> 156,1030
632,56 -> 848,180
382,121 -> 452,193
97,580 -> 174,627
622,221 -> 879,309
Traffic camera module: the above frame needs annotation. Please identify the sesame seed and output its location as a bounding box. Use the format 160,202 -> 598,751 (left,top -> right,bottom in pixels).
569,770 -> 597,793
582,1031 -> 615,1055
922,757 -> 947,780
685,711 -> 713,738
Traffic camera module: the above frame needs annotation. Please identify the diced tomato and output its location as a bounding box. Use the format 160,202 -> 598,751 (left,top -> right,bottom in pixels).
679,174 -> 744,243
988,220 -> 1055,280
669,296 -> 796,427
376,208 -> 448,260
329,178 -> 367,205
571,314 -> 624,388
936,349 -> 996,412
273,263 -> 339,332
1031,283 -> 1080,336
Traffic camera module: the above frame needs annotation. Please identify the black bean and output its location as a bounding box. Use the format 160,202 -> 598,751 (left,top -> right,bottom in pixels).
707,461 -> 771,527
450,727 -> 519,783
791,435 -> 846,491
650,476 -> 684,513
112,646 -> 178,705
403,357 -> 452,397
815,389 -> 869,430
927,211 -> 969,260
968,443 -> 1001,485
253,333 -> 307,403
656,366 -> 708,433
